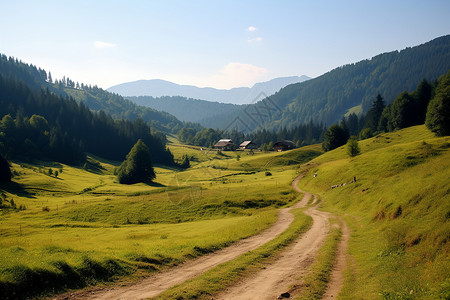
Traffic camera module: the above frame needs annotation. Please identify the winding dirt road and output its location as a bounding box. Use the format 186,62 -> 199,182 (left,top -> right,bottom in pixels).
53,175 -> 348,300
216,175 -> 348,300
53,179 -> 307,300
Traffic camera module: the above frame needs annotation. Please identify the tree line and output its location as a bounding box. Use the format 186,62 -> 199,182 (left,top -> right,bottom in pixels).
177,121 -> 326,149
0,75 -> 174,165
322,71 -> 450,152
0,54 -> 183,134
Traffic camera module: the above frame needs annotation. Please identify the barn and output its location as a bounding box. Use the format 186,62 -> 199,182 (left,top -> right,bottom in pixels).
273,140 -> 296,152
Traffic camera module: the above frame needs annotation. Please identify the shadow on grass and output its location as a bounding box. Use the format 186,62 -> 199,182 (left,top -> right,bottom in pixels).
0,181 -> 36,198
147,181 -> 166,187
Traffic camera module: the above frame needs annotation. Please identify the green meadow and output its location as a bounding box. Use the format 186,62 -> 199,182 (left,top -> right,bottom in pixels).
0,142 -> 318,298
298,125 -> 450,299
1,125 -> 448,299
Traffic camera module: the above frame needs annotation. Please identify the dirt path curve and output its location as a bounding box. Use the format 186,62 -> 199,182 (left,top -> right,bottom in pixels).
216,175 -> 349,300
215,176 -> 329,299
53,181 -> 308,300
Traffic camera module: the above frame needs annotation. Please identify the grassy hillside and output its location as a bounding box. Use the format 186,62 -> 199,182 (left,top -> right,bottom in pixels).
298,125 -> 450,299
0,144 -> 320,298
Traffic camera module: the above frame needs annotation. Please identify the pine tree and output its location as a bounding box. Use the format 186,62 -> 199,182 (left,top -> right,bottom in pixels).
180,154 -> 190,168
364,94 -> 385,132
322,124 -> 349,152
426,72 -> 450,136
117,139 -> 156,184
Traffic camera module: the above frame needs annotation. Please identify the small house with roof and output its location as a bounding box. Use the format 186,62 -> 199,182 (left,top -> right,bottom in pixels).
214,139 -> 236,151
239,141 -> 258,150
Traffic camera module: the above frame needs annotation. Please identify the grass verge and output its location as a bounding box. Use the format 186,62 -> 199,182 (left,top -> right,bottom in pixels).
295,221 -> 342,299
155,207 -> 313,299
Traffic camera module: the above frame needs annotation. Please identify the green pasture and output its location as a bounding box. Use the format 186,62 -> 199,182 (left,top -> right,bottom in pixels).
298,125 -> 450,299
0,143 -> 321,298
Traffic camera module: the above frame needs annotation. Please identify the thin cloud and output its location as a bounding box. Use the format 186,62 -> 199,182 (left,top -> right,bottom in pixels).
247,26 -> 257,32
247,37 -> 263,43
207,62 -> 268,88
94,41 -> 117,48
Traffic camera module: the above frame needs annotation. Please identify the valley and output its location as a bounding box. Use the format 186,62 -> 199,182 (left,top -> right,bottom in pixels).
1,125 -> 449,299
0,22 -> 449,299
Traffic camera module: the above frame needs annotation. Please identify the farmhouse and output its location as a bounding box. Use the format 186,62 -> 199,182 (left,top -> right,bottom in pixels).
239,141 -> 258,150
273,140 -> 296,152
214,139 -> 236,151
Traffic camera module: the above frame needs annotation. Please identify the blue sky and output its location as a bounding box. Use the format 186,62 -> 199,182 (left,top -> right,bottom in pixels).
1,0 -> 449,89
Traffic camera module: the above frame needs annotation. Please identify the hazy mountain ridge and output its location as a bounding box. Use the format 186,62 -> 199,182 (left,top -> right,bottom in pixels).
127,95 -> 243,124
108,76 -> 310,104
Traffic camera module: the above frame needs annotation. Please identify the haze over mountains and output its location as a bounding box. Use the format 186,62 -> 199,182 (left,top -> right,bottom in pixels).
120,35 -> 450,130
107,76 -> 310,104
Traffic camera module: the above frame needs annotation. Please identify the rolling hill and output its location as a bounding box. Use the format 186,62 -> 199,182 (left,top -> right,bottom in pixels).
297,125 -> 450,298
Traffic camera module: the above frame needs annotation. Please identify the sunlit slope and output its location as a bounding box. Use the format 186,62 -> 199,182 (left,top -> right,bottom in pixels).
298,125 -> 450,299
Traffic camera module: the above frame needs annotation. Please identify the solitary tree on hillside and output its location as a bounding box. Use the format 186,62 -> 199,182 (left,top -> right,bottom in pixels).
346,136 -> 360,157
0,155 -> 11,182
117,139 -> 156,184
426,72 -> 450,136
322,124 -> 349,152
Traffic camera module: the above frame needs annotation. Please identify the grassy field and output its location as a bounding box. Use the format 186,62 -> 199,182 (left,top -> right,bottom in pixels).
297,125 -> 450,299
3,125 -> 447,299
0,142 -> 320,298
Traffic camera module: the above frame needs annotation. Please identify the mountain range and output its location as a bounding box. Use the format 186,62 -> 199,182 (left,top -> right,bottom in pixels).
1,35 -> 449,135
207,35 -> 450,131
107,76 -> 310,105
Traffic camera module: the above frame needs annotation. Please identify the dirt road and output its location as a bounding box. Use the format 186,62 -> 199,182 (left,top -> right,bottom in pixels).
54,175 -> 348,300
216,176 -> 337,299
53,180 -> 308,300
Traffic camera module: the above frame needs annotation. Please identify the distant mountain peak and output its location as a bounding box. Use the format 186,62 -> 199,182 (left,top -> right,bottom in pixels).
107,76 -> 310,104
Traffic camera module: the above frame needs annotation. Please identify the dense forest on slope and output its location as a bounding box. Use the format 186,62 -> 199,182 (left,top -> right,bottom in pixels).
127,96 -> 243,124
320,72 -> 450,154
219,35 -> 450,132
0,75 -> 174,165
0,54 -> 183,133
178,121 -> 326,149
